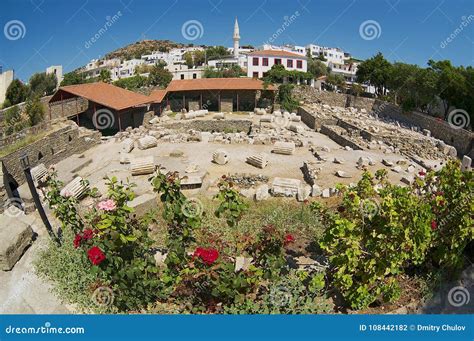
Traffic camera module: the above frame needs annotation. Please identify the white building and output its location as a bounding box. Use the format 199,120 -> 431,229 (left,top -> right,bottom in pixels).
46,65 -> 63,87
328,61 -> 359,83
0,69 -> 14,105
306,44 -> 348,64
247,50 -> 307,78
167,64 -> 204,80
81,58 -> 121,79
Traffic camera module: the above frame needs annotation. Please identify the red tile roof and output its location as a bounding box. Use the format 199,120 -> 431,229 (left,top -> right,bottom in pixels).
50,82 -> 152,111
248,50 -> 307,59
165,78 -> 275,92
149,89 -> 167,103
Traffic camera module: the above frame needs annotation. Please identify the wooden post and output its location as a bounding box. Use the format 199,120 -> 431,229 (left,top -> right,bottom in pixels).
93,103 -> 97,130
200,93 -> 203,109
118,112 -> 122,131
218,92 -> 221,112
48,103 -> 52,121
75,98 -> 79,126
254,92 -> 257,109
60,92 -> 64,117
236,92 -> 239,112
182,95 -> 185,111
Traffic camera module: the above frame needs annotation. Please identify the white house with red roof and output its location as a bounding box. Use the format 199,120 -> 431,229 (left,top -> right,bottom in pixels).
246,50 -> 307,78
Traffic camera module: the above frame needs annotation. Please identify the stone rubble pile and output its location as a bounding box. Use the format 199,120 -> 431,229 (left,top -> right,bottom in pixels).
302,102 -> 455,161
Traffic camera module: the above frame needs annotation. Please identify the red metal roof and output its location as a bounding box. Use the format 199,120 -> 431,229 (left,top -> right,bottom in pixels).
148,89 -> 168,103
50,82 -> 152,111
165,78 -> 275,92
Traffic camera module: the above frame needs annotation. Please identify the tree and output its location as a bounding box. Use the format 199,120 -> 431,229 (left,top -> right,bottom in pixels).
278,84 -> 299,112
203,65 -> 244,78
25,95 -> 45,126
428,59 -> 467,118
205,46 -> 230,61
4,79 -> 29,107
184,50 -> 205,68
114,75 -> 148,90
326,73 -> 345,91
308,59 -> 329,78
356,52 -> 391,97
61,71 -> 87,86
3,105 -> 25,135
147,64 -> 172,88
99,69 -> 112,83
29,72 -> 57,97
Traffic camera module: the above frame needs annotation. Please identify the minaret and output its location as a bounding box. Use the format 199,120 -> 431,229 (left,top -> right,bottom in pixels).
233,17 -> 240,59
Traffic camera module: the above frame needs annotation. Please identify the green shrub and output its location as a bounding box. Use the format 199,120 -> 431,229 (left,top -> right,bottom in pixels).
224,269 -> 332,314
319,171 -> 433,309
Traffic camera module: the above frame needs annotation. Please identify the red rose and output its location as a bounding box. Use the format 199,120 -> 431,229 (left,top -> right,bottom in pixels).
193,247 -> 219,265
284,234 -> 295,245
82,229 -> 94,240
431,220 -> 437,230
87,246 -> 106,265
418,170 -> 426,176
73,234 -> 82,248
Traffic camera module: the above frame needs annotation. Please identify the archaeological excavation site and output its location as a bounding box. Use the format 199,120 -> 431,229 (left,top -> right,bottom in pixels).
0,5 -> 473,324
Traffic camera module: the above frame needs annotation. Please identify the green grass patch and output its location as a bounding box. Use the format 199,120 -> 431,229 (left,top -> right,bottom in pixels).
0,131 -> 48,158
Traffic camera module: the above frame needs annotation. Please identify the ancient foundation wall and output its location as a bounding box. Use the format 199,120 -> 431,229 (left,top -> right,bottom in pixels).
374,101 -> 474,157
0,123 -> 101,187
165,119 -> 252,134
320,125 -> 364,150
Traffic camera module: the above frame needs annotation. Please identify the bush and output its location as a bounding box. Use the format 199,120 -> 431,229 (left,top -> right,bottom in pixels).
25,96 -> 45,126
3,105 -> 26,135
278,84 -> 299,112
224,269 -> 332,314
319,162 -> 473,309
44,175 -> 161,312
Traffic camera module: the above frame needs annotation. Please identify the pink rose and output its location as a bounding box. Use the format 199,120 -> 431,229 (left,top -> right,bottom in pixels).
97,199 -> 117,211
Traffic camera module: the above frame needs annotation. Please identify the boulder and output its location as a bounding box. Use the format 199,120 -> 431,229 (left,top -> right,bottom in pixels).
255,184 -> 270,201
0,214 -> 34,270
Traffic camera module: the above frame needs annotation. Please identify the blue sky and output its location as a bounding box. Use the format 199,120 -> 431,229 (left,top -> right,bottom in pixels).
0,0 -> 473,82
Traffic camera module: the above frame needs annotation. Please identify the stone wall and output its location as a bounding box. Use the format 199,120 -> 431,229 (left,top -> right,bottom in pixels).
374,101 -> 474,157
297,106 -> 337,130
221,98 -> 233,112
0,122 -> 101,187
49,97 -> 89,120
320,124 -> 364,150
164,119 -> 252,134
0,121 -> 50,148
293,86 -> 376,112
